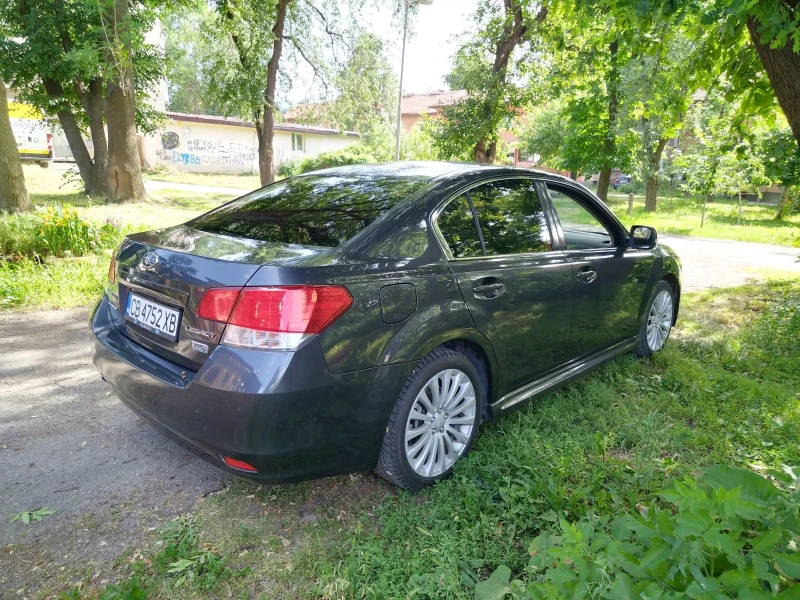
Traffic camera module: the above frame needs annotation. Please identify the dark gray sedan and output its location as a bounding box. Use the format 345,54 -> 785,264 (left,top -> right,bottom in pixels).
90,162 -> 681,491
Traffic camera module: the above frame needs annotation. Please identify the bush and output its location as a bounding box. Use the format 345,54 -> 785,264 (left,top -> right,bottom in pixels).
0,212 -> 41,257
1,206 -> 126,260
617,180 -> 645,194
37,205 -> 102,257
296,146 -> 376,174
277,159 -> 300,178
478,464 -> 800,599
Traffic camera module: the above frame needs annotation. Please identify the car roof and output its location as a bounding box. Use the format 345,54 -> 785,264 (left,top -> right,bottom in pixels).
301,161 -> 579,186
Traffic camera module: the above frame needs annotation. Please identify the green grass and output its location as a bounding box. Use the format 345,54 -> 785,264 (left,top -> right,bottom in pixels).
143,165 -> 261,190
64,278 -> 800,599
0,167 -> 237,312
606,192 -> 800,247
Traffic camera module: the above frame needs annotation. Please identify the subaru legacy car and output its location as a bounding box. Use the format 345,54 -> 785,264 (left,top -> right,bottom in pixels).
90,162 -> 680,491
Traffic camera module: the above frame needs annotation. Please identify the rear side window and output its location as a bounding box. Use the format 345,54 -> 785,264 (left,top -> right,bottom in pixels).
469,179 -> 552,255
189,174 -> 429,248
437,195 -> 482,258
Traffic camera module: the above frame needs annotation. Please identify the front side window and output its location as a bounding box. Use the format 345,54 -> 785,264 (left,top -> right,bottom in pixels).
292,133 -> 304,152
190,174 -> 428,248
546,185 -> 613,250
469,179 -> 552,255
436,195 -> 482,258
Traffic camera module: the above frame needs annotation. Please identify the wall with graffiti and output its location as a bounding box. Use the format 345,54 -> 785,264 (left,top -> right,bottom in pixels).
142,117 -> 356,175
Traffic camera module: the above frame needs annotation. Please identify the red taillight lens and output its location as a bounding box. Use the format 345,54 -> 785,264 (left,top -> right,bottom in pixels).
229,286 -> 353,333
197,288 -> 241,322
197,285 -> 352,351
107,255 -> 117,284
222,456 -> 258,473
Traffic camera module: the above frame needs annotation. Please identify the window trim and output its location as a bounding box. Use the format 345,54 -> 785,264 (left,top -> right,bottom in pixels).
291,132 -> 304,152
431,175 -> 560,261
540,181 -> 627,251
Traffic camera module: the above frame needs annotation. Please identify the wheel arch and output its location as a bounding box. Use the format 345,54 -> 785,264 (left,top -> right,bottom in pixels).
417,331 -> 499,421
661,273 -> 681,325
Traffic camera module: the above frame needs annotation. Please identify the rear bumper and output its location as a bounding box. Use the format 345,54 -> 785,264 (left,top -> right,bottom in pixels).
90,296 -> 412,482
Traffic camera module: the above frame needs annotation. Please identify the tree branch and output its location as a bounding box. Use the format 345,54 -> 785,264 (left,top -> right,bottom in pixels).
285,34 -> 329,94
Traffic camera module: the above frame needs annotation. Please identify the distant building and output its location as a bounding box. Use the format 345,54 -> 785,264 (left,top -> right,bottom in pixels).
142,112 -> 359,175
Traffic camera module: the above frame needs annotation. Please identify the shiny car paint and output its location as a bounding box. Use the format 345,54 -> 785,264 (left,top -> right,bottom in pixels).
90,162 -> 681,482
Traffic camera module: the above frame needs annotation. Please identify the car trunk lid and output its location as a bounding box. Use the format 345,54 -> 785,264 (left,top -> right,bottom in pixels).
113,226 -> 335,370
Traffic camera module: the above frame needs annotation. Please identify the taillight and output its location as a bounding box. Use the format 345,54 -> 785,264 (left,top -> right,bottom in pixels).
196,285 -> 353,351
107,255 -> 117,284
46,133 -> 53,158
196,288 -> 240,322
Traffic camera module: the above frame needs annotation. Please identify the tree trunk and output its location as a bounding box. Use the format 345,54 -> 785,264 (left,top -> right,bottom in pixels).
775,186 -> 792,220
471,0 -> 527,164
0,80 -> 32,213
598,40 -> 619,202
104,0 -> 147,202
747,16 -> 800,150
77,78 -> 109,197
42,78 -> 101,196
259,0 -> 291,186
701,193 -> 710,227
644,138 -> 668,212
738,189 -> 742,225
597,168 -> 611,201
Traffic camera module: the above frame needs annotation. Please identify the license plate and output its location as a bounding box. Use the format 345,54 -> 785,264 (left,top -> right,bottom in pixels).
125,292 -> 181,341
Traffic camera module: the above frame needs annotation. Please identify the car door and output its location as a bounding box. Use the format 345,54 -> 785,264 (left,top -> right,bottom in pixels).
542,182 -> 655,359
435,177 -> 576,397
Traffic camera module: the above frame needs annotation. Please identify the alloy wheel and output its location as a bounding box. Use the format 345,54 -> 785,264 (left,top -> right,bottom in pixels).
646,290 -> 673,351
404,369 -> 477,478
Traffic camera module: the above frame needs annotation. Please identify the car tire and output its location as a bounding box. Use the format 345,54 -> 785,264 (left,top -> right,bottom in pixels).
376,347 -> 484,492
634,280 -> 675,357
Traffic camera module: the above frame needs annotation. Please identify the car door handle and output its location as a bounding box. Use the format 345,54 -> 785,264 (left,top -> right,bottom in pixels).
473,278 -> 505,298
576,268 -> 597,284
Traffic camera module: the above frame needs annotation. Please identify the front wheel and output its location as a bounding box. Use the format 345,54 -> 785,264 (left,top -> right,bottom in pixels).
376,348 -> 483,491
634,280 -> 675,357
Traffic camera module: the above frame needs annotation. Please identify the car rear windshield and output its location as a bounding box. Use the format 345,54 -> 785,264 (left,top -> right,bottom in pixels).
189,173 -> 430,248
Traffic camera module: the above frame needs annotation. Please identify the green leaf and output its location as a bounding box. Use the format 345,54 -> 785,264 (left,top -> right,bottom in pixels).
751,528 -> 781,553
22,512 -> 30,524
702,465 -> 779,505
774,553 -> 800,579
702,530 -> 745,568
606,572 -> 636,600
475,565 -> 512,600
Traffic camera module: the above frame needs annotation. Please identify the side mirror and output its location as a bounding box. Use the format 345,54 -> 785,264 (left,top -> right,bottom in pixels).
630,225 -> 657,249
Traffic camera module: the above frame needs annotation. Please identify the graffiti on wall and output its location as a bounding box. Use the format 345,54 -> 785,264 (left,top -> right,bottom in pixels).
155,130 -> 256,168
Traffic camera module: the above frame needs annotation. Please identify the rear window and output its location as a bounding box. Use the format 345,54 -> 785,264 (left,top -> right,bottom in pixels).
189,174 -> 429,248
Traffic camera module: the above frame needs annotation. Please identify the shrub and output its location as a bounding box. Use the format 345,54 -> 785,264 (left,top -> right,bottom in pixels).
0,212 -> 42,257
296,145 -> 376,174
277,159 -> 300,178
617,180 -> 645,194
37,205 -> 100,257
477,464 -> 800,599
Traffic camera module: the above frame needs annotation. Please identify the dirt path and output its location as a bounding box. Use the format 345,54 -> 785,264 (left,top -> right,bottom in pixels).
0,236 -> 797,596
0,310 -> 229,596
660,234 -> 799,291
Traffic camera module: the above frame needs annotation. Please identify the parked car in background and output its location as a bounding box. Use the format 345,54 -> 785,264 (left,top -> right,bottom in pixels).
613,174 -> 633,189
90,162 -> 681,491
9,101 -> 53,167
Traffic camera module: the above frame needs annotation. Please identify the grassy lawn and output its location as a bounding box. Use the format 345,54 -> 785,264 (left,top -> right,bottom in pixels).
60,278 -> 800,599
0,166 -> 236,311
606,192 -> 800,247
143,165 -> 262,190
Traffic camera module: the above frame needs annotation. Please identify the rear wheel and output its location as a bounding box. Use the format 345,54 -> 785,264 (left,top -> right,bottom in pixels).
634,280 -> 675,357
376,348 -> 483,491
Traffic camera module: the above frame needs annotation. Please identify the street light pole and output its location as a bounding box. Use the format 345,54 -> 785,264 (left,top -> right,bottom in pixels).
394,0 -> 410,162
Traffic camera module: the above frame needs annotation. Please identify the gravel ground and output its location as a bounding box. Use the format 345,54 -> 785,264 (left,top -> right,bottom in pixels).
0,236 -> 797,597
